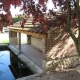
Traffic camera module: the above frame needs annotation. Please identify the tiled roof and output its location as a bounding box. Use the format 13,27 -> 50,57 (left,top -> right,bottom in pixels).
9,17 -> 44,33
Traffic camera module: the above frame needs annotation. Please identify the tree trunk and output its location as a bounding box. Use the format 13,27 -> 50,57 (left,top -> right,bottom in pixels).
75,41 -> 80,56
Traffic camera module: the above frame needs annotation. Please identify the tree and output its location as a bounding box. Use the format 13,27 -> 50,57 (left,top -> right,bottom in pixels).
52,0 -> 80,56
0,0 -> 80,56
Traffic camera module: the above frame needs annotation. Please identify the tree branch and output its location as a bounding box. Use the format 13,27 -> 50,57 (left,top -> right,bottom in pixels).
76,0 -> 80,41
66,0 -> 77,42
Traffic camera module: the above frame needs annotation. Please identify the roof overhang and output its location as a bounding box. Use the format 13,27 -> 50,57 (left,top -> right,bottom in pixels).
8,27 -> 47,39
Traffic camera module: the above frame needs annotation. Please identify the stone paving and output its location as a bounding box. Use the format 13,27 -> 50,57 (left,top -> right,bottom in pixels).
21,44 -> 43,68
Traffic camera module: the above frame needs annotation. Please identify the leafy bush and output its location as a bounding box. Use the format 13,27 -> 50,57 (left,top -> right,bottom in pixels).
12,15 -> 24,23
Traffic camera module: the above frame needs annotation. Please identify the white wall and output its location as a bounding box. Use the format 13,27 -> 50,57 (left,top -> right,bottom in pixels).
31,37 -> 42,51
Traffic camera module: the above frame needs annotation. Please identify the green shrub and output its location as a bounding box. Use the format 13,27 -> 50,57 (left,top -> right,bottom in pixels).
12,15 -> 24,23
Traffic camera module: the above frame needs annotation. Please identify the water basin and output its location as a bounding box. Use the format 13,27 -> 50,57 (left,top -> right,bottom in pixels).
0,48 -> 34,80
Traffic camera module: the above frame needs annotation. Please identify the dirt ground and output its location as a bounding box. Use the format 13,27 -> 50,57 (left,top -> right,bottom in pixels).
26,67 -> 80,80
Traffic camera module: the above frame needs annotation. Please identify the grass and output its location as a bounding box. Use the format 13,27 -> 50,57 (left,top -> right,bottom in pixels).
2,40 -> 9,44
1,40 -> 27,44
21,40 -> 27,44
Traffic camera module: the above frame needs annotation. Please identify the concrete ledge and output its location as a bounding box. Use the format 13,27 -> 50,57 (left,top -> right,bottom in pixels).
8,45 -> 19,55
8,45 -> 43,80
18,54 -> 43,74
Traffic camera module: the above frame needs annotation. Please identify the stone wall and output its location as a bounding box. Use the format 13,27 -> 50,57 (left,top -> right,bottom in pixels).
9,31 -> 18,45
42,27 -> 68,57
42,27 -> 78,59
42,27 -> 79,72
46,55 -> 80,72
9,37 -> 18,45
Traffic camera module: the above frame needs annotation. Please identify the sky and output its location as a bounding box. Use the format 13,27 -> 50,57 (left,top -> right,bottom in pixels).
10,5 -> 23,17
0,0 -> 80,18
10,0 -> 55,17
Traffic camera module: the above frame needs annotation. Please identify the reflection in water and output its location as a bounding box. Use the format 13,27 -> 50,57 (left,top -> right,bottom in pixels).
0,51 -> 15,80
0,49 -> 34,80
9,50 -> 34,79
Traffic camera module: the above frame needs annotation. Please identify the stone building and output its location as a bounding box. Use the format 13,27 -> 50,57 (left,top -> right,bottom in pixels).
8,17 -> 80,74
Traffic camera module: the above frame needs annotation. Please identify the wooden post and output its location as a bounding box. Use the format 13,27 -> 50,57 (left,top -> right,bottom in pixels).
18,32 -> 21,54
9,30 -> 11,44
27,35 -> 31,45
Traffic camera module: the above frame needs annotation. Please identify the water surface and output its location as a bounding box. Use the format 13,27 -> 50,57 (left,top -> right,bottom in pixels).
0,50 -> 15,80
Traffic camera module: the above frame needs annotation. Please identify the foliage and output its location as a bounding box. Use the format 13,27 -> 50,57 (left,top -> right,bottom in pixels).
0,0 -> 80,55
12,15 -> 24,23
